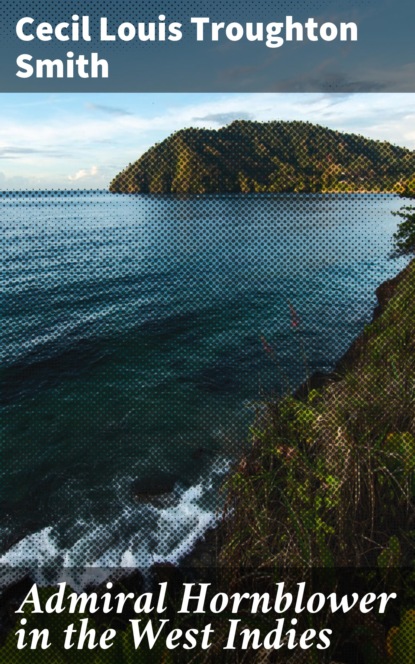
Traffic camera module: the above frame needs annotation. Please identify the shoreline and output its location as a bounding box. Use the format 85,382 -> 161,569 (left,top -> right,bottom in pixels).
183,257 -> 414,570
0,258 -> 412,648
1,260 -> 411,580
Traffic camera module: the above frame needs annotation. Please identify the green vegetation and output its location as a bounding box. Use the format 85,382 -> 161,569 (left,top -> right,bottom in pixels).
109,121 -> 415,195
210,258 -> 415,661
392,190 -> 415,258
1,270 -> 414,664
222,259 -> 415,568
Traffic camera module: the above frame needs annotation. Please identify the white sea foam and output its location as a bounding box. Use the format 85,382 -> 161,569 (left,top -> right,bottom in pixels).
0,458 -> 229,591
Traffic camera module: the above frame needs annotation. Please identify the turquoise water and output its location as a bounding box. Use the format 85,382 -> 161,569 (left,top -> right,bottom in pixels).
0,191 -> 408,578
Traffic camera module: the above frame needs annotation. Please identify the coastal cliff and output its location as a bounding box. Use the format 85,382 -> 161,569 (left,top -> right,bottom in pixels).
186,259 -> 415,571
176,258 -> 415,664
109,120 -> 415,195
1,259 -> 413,662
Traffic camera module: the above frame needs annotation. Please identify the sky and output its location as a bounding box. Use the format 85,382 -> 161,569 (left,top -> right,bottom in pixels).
1,92 -> 415,189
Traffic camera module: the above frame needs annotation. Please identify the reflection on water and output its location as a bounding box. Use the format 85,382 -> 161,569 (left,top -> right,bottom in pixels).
0,191 -> 407,578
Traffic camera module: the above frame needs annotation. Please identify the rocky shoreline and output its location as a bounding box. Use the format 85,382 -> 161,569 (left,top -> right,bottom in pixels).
185,258 -> 413,570
0,260 -> 412,643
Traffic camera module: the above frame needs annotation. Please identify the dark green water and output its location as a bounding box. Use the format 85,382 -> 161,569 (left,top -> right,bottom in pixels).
0,191 -> 407,578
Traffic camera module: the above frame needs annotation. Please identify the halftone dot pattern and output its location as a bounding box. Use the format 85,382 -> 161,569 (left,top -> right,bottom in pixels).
1,120 -> 414,660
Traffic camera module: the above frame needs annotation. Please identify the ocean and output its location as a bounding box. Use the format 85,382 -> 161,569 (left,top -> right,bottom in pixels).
0,191 -> 407,585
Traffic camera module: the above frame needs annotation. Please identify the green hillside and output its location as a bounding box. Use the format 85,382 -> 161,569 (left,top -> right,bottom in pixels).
209,258 -> 415,661
109,121 -> 415,194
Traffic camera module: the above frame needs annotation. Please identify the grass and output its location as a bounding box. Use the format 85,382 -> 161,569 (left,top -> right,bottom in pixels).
210,260 -> 415,661
1,263 -> 414,664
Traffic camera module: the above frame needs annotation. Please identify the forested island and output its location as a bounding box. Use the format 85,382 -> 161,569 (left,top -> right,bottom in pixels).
109,120 -> 415,195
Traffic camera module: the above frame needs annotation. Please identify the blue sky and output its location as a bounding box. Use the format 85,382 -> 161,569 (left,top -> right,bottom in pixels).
1,93 -> 415,189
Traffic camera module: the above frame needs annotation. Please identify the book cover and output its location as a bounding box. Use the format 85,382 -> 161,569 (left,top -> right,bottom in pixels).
1,0 -> 415,661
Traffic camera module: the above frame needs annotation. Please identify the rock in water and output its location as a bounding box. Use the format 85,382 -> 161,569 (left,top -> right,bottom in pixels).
131,472 -> 178,501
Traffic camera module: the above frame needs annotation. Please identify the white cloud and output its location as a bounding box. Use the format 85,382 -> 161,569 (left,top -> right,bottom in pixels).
68,165 -> 99,182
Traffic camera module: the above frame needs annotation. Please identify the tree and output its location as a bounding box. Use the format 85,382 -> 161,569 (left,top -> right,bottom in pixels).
391,199 -> 415,257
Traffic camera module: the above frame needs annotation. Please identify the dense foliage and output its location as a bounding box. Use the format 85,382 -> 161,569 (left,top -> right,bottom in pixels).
392,186 -> 415,257
212,259 -> 415,662
109,121 -> 415,195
